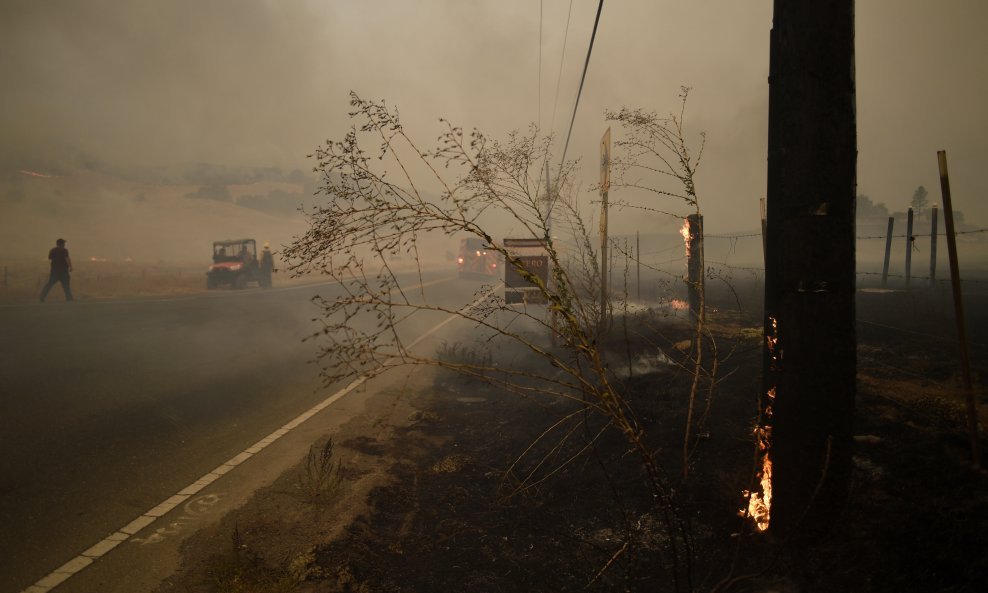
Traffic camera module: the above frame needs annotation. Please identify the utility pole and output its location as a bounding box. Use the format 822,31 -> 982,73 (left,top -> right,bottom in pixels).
599,128 -> 611,333
760,0 -> 856,539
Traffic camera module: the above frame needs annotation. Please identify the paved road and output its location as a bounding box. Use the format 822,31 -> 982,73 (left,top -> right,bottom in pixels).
0,273 -> 472,592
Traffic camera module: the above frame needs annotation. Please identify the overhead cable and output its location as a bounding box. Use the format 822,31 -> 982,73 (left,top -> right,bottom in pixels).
550,0 -> 604,220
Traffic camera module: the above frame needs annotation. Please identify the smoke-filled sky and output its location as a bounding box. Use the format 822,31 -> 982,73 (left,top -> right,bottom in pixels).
2,0 -> 987,232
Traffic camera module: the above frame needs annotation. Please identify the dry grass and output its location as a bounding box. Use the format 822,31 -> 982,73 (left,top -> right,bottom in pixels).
0,260 -> 207,301
0,258 -> 332,302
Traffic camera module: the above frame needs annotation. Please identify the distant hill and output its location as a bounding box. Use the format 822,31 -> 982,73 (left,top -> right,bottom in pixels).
0,167 -> 314,264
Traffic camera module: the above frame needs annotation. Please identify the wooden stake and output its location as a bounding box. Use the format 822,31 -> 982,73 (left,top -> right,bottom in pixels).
937,150 -> 981,467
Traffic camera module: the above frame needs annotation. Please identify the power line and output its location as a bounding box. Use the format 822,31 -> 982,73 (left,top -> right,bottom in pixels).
538,0 -> 543,130
705,232 -> 762,239
549,0 -> 575,141
558,0 -> 604,170
856,228 -> 988,240
655,228 -> 987,241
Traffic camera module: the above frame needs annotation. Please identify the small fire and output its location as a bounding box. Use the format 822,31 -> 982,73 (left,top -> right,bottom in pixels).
765,316 -> 779,361
744,454 -> 773,532
668,298 -> 689,311
680,218 -> 691,258
740,317 -> 779,532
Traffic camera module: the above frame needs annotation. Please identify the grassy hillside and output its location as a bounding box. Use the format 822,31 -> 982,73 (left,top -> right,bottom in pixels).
1,168 -> 311,265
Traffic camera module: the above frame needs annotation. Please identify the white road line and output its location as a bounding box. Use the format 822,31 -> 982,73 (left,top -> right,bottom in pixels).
20,276 -> 477,593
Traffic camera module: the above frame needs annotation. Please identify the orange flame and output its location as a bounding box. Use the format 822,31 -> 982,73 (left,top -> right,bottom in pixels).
680,218 -> 691,258
740,317 -> 778,532
744,455 -> 773,532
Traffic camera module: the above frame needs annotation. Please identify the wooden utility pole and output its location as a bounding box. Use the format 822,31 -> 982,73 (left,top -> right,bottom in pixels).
599,128 -> 611,333
760,198 -> 768,266
761,0 -> 856,538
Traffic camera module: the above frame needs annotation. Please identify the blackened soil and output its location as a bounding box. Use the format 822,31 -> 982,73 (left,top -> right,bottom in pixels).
159,283 -> 988,593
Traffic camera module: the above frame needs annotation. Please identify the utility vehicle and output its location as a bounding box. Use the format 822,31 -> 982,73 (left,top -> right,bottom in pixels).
206,239 -> 272,289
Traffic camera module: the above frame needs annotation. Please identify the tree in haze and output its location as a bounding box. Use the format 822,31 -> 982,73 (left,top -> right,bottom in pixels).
184,184 -> 232,202
911,185 -> 929,217
856,193 -> 889,222
285,93 -> 695,590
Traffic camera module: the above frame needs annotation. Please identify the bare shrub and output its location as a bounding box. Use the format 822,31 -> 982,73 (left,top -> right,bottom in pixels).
285,92 -> 696,590
298,439 -> 344,504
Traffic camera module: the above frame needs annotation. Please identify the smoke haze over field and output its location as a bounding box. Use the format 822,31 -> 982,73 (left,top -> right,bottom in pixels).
2,0 -> 987,257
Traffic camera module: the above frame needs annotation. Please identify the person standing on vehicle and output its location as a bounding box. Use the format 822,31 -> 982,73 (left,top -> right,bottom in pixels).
39,238 -> 73,302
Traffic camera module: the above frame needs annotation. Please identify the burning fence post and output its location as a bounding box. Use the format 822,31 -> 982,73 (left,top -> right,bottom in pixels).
882,216 -> 894,287
685,214 -> 704,324
761,0 -> 856,538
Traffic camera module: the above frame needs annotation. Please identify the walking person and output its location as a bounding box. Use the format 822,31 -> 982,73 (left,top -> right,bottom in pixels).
39,238 -> 73,302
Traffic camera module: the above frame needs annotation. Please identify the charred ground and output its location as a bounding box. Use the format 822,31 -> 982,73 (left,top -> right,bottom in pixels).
156,276 -> 988,593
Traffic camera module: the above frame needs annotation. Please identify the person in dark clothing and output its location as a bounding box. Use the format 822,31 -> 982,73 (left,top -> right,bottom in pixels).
40,238 -> 73,302
260,242 -> 275,288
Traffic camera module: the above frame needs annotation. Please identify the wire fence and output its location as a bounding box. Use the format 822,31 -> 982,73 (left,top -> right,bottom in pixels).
611,226 -> 988,286
601,227 -> 988,398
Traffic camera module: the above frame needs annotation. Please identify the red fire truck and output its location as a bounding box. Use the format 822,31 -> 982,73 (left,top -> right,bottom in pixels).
457,237 -> 499,278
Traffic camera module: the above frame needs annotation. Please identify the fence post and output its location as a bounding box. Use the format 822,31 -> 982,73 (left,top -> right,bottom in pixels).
930,204 -> 939,287
936,150 -> 981,467
905,208 -> 914,287
881,216 -> 894,287
686,214 -> 704,323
